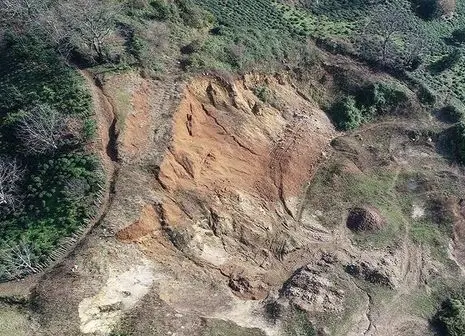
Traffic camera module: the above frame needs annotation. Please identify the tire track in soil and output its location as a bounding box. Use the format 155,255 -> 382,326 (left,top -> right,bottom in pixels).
268,117 -> 306,218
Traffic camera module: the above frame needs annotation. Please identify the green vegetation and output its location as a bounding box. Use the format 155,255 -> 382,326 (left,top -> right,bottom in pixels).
221,0 -> 463,105
436,292 -> 465,336
439,102 -> 465,123
329,81 -> 410,130
202,319 -> 266,336
0,34 -> 102,280
283,308 -> 316,336
305,158 -> 463,254
329,96 -> 362,130
305,166 -> 405,247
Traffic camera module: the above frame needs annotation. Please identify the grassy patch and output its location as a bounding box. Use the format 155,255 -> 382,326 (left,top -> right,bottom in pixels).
305,167 -> 405,248
283,308 -> 316,336
0,306 -> 31,336
202,319 -> 266,336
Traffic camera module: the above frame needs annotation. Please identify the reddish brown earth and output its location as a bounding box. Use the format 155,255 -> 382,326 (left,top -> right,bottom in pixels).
158,76 -> 332,205
8,68 -> 463,336
116,75 -> 336,285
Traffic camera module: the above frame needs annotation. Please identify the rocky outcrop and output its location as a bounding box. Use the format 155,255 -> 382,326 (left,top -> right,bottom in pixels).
345,261 -> 394,288
280,263 -> 345,313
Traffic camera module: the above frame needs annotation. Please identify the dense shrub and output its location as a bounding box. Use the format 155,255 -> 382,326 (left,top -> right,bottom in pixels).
413,0 -> 440,20
417,85 -> 437,105
439,103 -> 464,123
253,86 -> 273,103
0,34 -> 102,280
436,296 -> 465,336
329,96 -> 363,130
452,28 -> 465,43
413,0 -> 455,19
180,39 -> 204,54
356,82 -> 409,115
429,49 -> 462,73
329,81 -> 410,130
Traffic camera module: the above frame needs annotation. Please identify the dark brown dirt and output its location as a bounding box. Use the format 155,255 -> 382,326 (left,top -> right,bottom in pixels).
346,206 -> 386,232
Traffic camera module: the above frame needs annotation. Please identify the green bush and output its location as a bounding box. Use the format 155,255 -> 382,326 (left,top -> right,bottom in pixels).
83,119 -> 98,141
440,103 -> 464,123
429,49 -> 462,74
253,86 -> 272,103
417,85 -> 436,105
452,28 -> 465,43
329,81 -> 409,130
329,96 -> 363,130
413,0 -> 440,20
356,82 -> 409,116
149,0 -> 172,20
283,308 -> 316,336
436,296 -> 465,336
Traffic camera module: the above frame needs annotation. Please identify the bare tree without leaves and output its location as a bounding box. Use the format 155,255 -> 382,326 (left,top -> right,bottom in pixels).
17,104 -> 67,154
358,6 -> 427,70
363,8 -> 410,65
0,157 -> 22,214
50,0 -> 122,62
0,241 -> 37,280
0,0 -> 122,62
63,177 -> 90,201
0,0 -> 47,27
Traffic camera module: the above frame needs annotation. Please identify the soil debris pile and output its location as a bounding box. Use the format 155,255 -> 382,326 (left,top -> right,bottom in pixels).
346,206 -> 386,232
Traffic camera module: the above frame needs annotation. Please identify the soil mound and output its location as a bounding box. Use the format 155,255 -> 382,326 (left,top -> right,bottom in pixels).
346,206 -> 385,232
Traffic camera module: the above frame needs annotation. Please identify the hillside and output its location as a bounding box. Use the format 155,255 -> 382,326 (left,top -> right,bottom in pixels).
2,1 -> 465,336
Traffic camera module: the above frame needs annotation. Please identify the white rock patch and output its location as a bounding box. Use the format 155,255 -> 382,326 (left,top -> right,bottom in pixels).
412,203 -> 425,219
78,264 -> 154,335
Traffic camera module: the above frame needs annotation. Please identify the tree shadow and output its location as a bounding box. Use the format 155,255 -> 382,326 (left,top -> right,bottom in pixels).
435,125 -> 459,161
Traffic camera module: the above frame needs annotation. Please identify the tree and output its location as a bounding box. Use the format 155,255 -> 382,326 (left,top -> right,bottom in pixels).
413,0 -> 456,19
358,7 -> 427,70
361,8 -> 410,65
0,157 -> 22,214
49,0 -> 122,62
17,104 -> 67,154
329,96 -> 363,130
0,241 -> 37,280
0,0 -> 47,27
436,297 -> 465,336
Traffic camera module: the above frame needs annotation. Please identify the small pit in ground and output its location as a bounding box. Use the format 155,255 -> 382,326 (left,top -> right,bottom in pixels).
346,206 -> 386,232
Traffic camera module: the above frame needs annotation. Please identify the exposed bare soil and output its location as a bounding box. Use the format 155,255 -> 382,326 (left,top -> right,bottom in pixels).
3,65 -> 465,336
